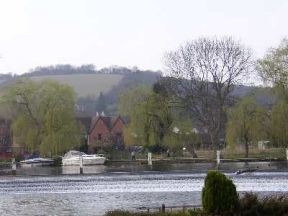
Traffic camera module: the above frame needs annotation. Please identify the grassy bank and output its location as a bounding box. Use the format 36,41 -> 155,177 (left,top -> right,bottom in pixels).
105,148 -> 286,165
105,193 -> 288,216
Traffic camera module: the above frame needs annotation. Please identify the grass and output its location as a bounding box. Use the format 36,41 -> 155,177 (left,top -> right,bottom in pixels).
221,148 -> 286,160
107,147 -> 286,162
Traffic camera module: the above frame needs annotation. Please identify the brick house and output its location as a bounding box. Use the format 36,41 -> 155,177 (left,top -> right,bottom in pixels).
78,113 -> 126,154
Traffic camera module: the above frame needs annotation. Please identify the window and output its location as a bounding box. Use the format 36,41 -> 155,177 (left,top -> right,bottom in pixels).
98,133 -> 102,140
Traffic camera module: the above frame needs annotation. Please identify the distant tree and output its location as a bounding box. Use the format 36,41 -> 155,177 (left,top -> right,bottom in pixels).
0,73 -> 14,81
23,64 -> 97,77
2,78 -> 83,156
79,64 -> 96,72
95,92 -> 108,115
99,65 -> 132,74
105,71 -> 161,115
226,96 -> 268,157
163,36 -> 254,151
76,96 -> 97,116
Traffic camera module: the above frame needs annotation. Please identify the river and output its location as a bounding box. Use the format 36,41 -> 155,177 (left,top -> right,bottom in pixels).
0,161 -> 287,216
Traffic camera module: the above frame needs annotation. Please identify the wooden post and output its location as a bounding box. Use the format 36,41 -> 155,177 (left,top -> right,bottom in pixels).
12,158 -> 16,175
148,152 -> 152,165
161,204 -> 165,213
79,156 -> 83,174
216,150 -> 220,164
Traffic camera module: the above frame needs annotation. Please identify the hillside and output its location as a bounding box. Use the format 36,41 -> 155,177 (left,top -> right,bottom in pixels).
31,74 -> 124,98
0,67 -> 269,117
0,68 -> 162,116
28,71 -> 161,116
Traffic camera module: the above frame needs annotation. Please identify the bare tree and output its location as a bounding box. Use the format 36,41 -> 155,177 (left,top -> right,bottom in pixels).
163,37 -> 254,150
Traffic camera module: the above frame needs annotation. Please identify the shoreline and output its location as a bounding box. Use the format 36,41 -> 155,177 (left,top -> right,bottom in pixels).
105,157 -> 286,165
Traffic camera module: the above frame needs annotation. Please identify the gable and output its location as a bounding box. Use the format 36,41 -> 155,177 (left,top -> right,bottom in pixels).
90,116 -> 110,133
111,116 -> 126,133
89,115 -> 126,135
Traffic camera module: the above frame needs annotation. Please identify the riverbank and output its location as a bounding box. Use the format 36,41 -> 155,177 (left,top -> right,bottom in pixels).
105,157 -> 286,165
106,147 -> 287,165
0,156 -> 285,170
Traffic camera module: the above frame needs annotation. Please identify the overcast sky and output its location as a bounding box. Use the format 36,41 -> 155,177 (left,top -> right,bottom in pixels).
0,0 -> 287,74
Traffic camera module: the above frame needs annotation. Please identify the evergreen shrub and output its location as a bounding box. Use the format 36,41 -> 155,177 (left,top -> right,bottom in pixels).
202,170 -> 239,215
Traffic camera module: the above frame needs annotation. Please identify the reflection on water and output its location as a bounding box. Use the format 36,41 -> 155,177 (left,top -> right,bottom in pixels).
0,161 -> 287,216
62,165 -> 108,174
15,161 -> 288,176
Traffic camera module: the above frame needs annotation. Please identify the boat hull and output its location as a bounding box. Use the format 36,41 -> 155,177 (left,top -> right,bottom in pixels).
20,158 -> 54,167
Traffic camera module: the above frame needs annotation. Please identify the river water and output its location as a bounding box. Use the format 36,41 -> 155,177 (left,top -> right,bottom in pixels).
0,161 -> 287,216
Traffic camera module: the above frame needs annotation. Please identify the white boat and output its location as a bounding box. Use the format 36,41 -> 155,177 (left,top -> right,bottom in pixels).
62,150 -> 106,166
20,157 -> 54,167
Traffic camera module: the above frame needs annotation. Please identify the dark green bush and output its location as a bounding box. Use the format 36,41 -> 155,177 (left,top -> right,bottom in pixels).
239,192 -> 288,216
202,170 -> 239,215
239,192 -> 261,216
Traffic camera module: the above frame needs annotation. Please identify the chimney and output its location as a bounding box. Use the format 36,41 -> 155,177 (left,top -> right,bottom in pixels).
96,112 -> 99,116
101,111 -> 105,116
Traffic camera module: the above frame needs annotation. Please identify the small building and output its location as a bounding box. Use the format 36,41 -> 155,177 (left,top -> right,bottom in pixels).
258,140 -> 270,150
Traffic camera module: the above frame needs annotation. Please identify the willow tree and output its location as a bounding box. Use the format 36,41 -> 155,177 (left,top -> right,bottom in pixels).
257,38 -> 288,147
163,37 -> 254,151
3,78 -> 83,156
270,101 -> 288,147
226,97 -> 268,158
119,85 -> 150,147
119,84 -> 173,150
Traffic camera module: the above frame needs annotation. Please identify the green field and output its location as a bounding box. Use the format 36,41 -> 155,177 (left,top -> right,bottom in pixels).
31,74 -> 124,98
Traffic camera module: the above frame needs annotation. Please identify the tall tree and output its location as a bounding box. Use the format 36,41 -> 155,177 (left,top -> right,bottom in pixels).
163,37 -> 254,150
257,38 -> 288,147
119,85 -> 151,147
3,78 -> 83,156
226,97 -> 268,158
257,38 -> 288,99
270,100 -> 288,147
119,84 -> 173,150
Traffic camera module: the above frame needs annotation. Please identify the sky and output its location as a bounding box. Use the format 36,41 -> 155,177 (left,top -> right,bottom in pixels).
0,0 -> 287,75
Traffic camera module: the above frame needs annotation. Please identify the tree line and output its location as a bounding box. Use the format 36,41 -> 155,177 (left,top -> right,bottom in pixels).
119,36 -> 288,158
0,64 -> 162,82
1,36 -> 287,158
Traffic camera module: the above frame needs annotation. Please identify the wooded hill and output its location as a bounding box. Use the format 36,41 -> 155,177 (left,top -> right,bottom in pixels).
0,64 -> 267,117
0,65 -> 162,116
